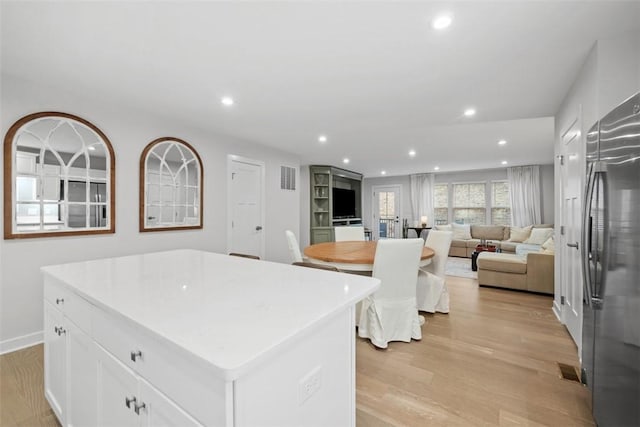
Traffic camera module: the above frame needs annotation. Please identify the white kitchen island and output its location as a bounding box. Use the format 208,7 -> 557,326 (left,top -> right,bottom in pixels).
41,249 -> 380,427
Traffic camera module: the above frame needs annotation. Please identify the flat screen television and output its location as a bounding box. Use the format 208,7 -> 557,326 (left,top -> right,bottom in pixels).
332,187 -> 357,218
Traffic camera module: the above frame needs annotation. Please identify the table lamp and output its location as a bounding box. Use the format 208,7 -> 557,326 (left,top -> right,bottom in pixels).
420,216 -> 428,227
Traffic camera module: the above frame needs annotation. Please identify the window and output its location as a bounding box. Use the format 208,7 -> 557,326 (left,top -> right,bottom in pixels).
140,138 -> 203,231
491,181 -> 511,226
4,112 -> 115,239
452,183 -> 486,224
434,184 -> 448,224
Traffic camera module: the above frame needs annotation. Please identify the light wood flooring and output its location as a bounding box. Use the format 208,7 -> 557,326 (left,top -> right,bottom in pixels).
0,345 -> 58,426
1,276 -> 593,426
356,276 -> 594,426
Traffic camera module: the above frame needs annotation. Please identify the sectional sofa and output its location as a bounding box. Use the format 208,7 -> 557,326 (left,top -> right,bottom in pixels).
436,223 -> 554,258
434,223 -> 556,295
476,250 -> 554,294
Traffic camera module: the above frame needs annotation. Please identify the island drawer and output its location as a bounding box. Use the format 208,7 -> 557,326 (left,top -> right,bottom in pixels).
92,308 -> 228,426
44,276 -> 92,333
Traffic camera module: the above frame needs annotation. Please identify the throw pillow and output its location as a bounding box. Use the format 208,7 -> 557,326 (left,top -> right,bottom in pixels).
508,225 -> 532,243
451,223 -> 471,240
541,236 -> 555,253
435,224 -> 452,232
525,228 -> 554,245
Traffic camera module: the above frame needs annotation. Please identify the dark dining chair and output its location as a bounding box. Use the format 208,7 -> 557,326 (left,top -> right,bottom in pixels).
292,261 -> 339,272
229,252 -> 260,260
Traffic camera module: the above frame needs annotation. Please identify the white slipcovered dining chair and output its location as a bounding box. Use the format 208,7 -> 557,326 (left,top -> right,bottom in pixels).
334,226 -> 365,242
358,238 -> 424,348
416,230 -> 453,313
285,230 -> 304,263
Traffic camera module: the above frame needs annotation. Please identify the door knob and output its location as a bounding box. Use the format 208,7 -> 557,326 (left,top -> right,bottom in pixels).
255,226 -> 263,231
125,396 -> 136,409
134,401 -> 146,415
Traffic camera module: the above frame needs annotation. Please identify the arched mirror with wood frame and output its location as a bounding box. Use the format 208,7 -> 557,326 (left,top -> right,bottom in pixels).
140,137 -> 203,232
4,112 -> 116,239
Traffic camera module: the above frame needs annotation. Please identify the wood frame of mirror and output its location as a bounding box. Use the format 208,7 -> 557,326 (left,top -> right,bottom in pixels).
139,137 -> 203,232
3,112 -> 116,239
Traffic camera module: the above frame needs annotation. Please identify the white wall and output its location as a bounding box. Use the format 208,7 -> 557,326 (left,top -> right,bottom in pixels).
361,166 -> 554,230
597,31 -> 640,117
0,74 -> 300,352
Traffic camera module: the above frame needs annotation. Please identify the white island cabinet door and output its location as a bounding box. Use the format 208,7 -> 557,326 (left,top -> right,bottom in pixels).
96,345 -> 139,427
66,320 -> 96,427
138,378 -> 204,427
44,301 -> 66,423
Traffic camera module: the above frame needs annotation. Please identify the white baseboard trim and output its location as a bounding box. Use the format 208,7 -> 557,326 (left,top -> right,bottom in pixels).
552,301 -> 563,323
0,331 -> 43,355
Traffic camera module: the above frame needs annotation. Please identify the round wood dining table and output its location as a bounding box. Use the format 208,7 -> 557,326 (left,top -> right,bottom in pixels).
303,241 -> 435,272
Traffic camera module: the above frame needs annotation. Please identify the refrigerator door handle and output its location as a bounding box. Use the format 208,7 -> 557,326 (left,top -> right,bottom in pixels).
592,164 -> 608,306
582,163 -> 596,308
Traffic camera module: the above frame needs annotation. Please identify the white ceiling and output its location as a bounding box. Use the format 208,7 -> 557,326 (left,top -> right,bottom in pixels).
2,1 -> 640,177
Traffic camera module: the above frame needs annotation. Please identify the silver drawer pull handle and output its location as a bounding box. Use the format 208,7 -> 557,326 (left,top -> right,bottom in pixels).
56,298 -> 64,305
134,401 -> 146,415
130,350 -> 142,362
125,396 -> 136,409
567,242 -> 579,249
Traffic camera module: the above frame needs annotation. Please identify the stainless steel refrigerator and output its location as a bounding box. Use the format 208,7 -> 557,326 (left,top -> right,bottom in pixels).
582,91 -> 640,426
67,180 -> 107,228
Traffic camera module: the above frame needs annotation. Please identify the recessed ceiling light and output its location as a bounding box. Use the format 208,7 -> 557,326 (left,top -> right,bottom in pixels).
221,96 -> 234,106
88,146 -> 96,151
432,13 -> 453,30
343,158 -> 350,164
501,160 -> 508,165
381,170 -> 387,175
318,135 -> 327,143
409,150 -> 416,157
498,139 -> 507,145
434,166 -> 440,171
463,108 -> 476,117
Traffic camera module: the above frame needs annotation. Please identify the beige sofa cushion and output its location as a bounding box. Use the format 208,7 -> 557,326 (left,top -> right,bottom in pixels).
435,224 -> 452,232
466,239 -> 482,248
508,225 -> 532,243
450,239 -> 467,248
500,241 -> 518,253
503,227 -> 512,241
471,225 -> 505,240
477,252 -> 527,274
524,227 -> 553,245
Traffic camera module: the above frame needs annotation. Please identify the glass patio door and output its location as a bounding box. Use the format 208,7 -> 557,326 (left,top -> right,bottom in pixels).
372,185 -> 401,240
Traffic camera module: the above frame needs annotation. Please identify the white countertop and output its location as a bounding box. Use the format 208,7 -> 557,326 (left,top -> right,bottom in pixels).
41,249 -> 379,380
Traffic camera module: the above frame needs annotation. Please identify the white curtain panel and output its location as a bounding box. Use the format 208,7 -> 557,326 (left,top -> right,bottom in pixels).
507,165 -> 542,226
409,173 -> 435,226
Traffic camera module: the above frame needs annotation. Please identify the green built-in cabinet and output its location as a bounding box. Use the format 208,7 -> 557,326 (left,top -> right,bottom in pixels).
309,165 -> 363,244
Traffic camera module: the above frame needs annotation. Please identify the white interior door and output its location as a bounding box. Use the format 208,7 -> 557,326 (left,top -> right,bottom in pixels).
228,157 -> 264,259
560,117 -> 583,347
372,185 -> 401,240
